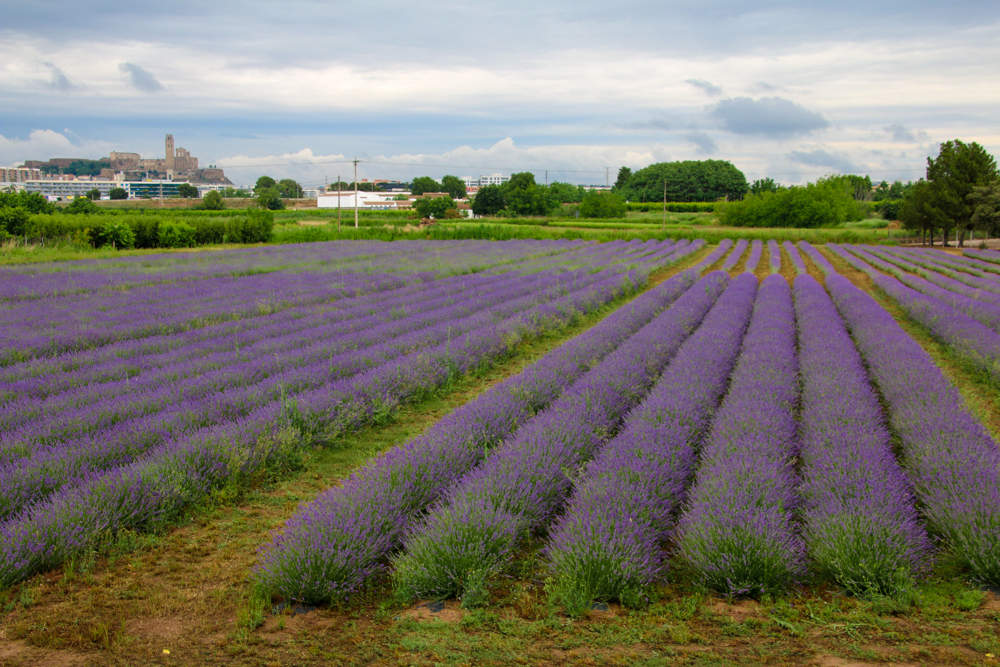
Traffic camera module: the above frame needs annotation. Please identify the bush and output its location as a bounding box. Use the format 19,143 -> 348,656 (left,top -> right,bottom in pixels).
879,199 -> 903,221
0,191 -> 54,214
109,187 -> 128,200
0,207 -> 30,237
716,177 -> 867,228
226,209 -> 274,244
579,190 -> 626,218
65,197 -> 100,215
201,191 -> 225,210
157,221 -> 197,248
414,196 -> 457,219
625,202 -> 716,213
90,220 -> 136,249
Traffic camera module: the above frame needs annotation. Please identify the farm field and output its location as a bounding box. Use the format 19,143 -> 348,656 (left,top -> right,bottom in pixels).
1,239 -> 1000,666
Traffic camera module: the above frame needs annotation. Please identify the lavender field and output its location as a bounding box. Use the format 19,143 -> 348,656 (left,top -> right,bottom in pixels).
254,239 -> 1000,609
2,238 -> 999,615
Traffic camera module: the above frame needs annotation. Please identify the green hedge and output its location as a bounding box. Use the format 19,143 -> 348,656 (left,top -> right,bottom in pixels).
625,202 -> 716,213
24,210 -> 273,249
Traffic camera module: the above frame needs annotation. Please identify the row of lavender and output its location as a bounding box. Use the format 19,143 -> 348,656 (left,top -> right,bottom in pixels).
830,244 -> 1000,385
256,238 -> 1000,608
0,239 -> 596,302
0,240 -> 658,363
0,240 -> 702,587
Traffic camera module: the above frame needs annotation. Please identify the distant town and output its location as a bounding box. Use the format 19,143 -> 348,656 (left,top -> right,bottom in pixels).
0,135 -> 615,206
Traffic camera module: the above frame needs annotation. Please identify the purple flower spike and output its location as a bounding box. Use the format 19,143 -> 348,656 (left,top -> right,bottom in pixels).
821,262 -> 1000,586
544,273 -> 758,605
392,271 -> 732,602
676,275 -> 806,597
794,274 -> 931,595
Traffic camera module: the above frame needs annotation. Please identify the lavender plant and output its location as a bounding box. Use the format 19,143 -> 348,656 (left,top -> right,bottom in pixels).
255,259 -> 703,604
544,272 -> 758,610
823,270 -> 1000,585
392,271 -> 731,604
793,274 -> 930,596
675,275 -> 805,597
768,240 -> 781,274
743,240 -> 764,273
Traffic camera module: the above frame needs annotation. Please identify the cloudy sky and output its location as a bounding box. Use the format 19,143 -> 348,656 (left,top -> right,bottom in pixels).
2,1 -> 998,188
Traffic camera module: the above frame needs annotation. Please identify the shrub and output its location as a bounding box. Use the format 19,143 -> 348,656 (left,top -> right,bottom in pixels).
90,220 -> 136,249
201,191 -> 225,210
157,221 -> 198,248
579,190 -> 626,218
879,199 -> 902,221
0,191 -> 54,214
716,177 -> 867,228
226,209 -> 274,244
414,196 -> 457,219
65,197 -> 100,215
0,207 -> 30,237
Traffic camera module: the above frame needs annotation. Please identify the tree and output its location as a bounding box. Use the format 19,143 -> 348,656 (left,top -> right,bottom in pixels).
440,175 -> 467,199
65,197 -> 100,214
614,167 -> 632,191
969,181 -> 1000,240
501,172 -> 555,216
579,190 -> 626,218
414,196 -> 457,219
548,181 -> 585,204
255,175 -> 277,193
109,187 -> 128,200
0,191 -> 53,214
222,186 -> 251,198
0,207 -> 30,238
278,179 -> 303,198
411,176 -> 440,196
899,180 -> 938,244
716,176 -> 865,228
471,184 -> 506,216
201,190 -> 225,210
925,139 -> 998,246
176,183 -> 199,198
619,160 -> 748,203
255,186 -> 285,210
86,188 -> 102,201
749,178 -> 780,196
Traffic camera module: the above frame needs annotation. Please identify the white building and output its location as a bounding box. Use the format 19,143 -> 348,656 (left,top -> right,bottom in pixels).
316,191 -> 401,210
17,179 -> 117,200
461,173 -> 510,189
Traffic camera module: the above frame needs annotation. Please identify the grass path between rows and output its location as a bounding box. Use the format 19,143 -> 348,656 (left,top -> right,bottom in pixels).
2,243 -> 1000,667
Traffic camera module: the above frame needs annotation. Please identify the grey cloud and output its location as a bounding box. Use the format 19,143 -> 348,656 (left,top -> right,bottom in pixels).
712,96 -> 828,137
618,118 -> 672,131
750,81 -> 784,93
118,62 -> 164,92
788,148 -> 861,173
43,62 -> 74,91
686,78 -> 722,96
685,131 -> 718,154
885,123 -> 929,142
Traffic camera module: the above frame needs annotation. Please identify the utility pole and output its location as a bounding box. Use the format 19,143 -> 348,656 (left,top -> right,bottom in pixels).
545,170 -> 548,186
606,167 -> 610,188
353,158 -> 359,229
337,174 -> 341,233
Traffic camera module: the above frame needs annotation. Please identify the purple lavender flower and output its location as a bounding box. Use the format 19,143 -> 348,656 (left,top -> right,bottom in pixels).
391,271 -> 732,602
544,273 -> 758,606
675,275 -> 806,597
822,267 -> 1000,586
793,274 -> 930,595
